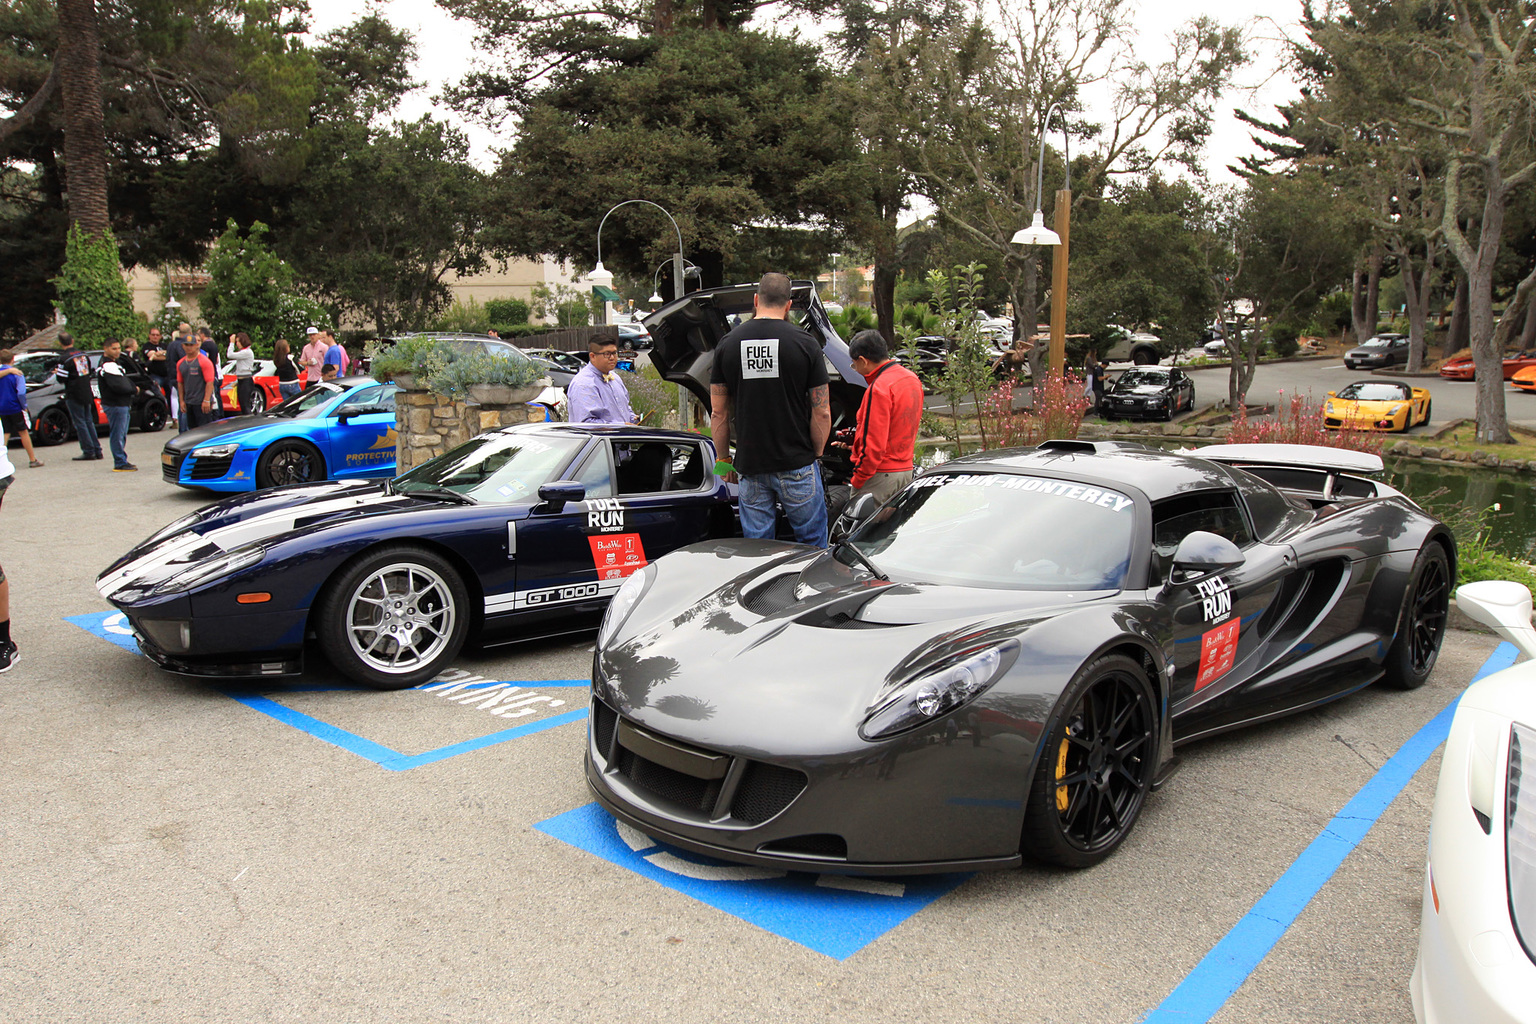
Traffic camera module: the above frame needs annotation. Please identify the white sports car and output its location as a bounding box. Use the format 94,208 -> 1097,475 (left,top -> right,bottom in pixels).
1412,580 -> 1536,1023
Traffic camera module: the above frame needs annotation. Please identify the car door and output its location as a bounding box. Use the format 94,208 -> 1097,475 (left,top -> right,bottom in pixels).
1152,490 -> 1299,737
507,437 -> 618,622
605,437 -> 720,567
321,384 -> 398,479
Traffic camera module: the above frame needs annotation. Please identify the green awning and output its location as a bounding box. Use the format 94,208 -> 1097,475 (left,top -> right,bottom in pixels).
592,284 -> 622,302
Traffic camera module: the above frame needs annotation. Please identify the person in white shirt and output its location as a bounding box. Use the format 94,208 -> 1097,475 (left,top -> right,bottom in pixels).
227,332 -> 257,413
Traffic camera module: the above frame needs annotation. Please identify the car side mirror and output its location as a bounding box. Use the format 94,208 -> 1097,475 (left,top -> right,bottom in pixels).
1456,581 -> 1536,661
1164,531 -> 1245,590
1326,390 -> 1336,398
537,480 -> 586,513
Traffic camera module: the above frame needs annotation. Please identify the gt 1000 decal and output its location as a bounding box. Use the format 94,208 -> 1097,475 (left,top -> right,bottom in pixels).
526,582 -> 602,606
913,473 -> 1133,512
1194,575 -> 1232,621
584,497 -> 629,534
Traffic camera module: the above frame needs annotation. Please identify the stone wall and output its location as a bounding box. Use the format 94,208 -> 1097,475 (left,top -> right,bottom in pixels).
395,385 -> 539,471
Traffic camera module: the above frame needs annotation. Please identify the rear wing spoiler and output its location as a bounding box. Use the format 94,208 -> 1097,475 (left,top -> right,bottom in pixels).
1180,443 -> 1383,475
1181,443 -> 1403,505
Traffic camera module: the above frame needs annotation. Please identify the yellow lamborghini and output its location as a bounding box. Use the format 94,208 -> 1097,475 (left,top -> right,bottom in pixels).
1324,380 -> 1431,432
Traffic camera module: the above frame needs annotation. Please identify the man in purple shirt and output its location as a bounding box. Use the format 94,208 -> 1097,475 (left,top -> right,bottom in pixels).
567,338 -> 639,424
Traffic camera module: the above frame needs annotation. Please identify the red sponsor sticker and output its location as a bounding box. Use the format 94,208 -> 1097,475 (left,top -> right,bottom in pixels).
588,533 -> 647,580
1195,619 -> 1240,691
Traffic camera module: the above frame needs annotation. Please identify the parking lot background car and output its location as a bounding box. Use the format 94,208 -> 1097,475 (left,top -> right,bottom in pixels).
20,350 -> 168,446
1100,366 -> 1195,420
588,440 -> 1454,876
1324,380 -> 1431,432
102,422 -> 738,688
161,378 -> 398,491
1344,333 -> 1409,370
1103,325 -> 1163,365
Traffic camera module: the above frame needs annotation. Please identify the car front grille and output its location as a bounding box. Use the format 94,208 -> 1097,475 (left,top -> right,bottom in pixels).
188,454 -> 234,480
162,450 -> 186,482
595,696 -> 807,825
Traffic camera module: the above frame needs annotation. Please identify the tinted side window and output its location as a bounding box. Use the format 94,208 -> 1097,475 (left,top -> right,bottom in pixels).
1149,491 -> 1253,582
574,444 -> 614,499
1230,469 -> 1308,541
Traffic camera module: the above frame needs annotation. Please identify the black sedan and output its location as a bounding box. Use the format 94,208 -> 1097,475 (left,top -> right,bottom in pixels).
1343,333 -> 1409,370
97,423 -> 738,689
1099,366 -> 1195,420
586,441 -> 1453,874
19,350 -> 169,445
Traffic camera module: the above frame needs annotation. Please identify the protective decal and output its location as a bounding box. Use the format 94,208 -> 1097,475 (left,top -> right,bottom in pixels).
911,473 -> 1133,512
1195,618 -> 1240,691
583,497 -> 629,534
588,533 -> 647,580
344,428 -> 397,466
741,338 -> 781,379
1193,575 -> 1232,622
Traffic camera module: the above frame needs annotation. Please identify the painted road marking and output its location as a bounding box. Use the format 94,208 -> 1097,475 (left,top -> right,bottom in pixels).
67,610 -> 590,771
1139,642 -> 1520,1024
536,802 -> 969,960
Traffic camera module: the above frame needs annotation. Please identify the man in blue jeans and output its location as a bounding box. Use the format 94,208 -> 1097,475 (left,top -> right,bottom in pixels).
53,331 -> 102,460
710,273 -> 832,547
97,339 -> 138,471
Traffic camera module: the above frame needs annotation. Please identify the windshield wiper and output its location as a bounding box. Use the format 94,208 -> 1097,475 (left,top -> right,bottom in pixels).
396,485 -> 475,505
835,541 -> 887,581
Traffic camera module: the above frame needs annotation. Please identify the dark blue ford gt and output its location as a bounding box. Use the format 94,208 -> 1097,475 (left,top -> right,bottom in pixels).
100,423 -> 736,688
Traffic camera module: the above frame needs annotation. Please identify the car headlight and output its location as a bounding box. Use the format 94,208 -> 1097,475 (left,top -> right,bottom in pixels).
861,641 -> 1019,739
194,442 -> 241,458
150,545 -> 266,596
1508,722 -> 1536,961
1389,404 -> 1405,416
598,567 -> 653,647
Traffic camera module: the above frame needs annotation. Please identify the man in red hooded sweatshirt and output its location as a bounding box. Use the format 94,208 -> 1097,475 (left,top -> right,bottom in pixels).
845,329 -> 924,503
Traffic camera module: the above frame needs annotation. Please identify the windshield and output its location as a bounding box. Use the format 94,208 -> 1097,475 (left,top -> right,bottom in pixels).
849,472 -> 1136,591
268,382 -> 348,418
392,429 -> 587,504
1360,337 -> 1398,348
18,355 -> 58,384
1338,383 -> 1409,401
1114,370 -> 1168,390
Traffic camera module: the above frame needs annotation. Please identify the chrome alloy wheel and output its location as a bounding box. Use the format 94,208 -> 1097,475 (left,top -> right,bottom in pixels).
344,561 -> 457,675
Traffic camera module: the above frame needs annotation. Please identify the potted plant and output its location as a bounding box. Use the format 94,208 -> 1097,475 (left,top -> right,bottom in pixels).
364,335 -> 444,389
425,349 -> 547,405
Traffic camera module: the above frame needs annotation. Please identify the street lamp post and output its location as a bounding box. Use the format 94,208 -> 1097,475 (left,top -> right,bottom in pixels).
1011,103 -> 1071,381
650,258 -> 699,305
595,199 -> 688,423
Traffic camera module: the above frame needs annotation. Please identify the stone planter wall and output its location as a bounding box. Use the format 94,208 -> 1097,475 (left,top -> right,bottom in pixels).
395,385 -> 537,471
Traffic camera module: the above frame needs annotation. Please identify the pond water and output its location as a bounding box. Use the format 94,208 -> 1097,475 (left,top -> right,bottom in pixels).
915,444 -> 1536,562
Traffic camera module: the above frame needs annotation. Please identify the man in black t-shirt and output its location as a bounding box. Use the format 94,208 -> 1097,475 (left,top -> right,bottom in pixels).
710,273 -> 832,547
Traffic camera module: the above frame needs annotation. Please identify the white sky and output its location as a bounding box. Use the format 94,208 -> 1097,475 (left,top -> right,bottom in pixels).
308,0 -> 1305,192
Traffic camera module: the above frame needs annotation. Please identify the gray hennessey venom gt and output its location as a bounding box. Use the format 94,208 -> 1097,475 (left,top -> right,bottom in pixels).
585,441 -> 1454,874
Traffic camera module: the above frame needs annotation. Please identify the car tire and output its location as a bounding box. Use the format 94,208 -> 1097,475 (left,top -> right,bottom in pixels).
137,398 -> 167,433
249,389 -> 267,416
1021,653 -> 1157,868
1381,542 -> 1450,690
33,406 -> 71,446
317,544 -> 471,689
1422,399 -> 1431,426
256,438 -> 324,488
1132,348 -> 1157,366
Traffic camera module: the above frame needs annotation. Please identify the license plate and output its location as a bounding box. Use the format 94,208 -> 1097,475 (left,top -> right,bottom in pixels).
161,452 -> 174,466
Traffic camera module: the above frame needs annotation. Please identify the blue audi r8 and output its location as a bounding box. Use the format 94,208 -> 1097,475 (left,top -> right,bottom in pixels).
102,423 -> 738,688
161,378 -> 398,491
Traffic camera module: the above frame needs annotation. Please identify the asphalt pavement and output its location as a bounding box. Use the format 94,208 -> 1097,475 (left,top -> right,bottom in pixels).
0,425 -> 1508,1023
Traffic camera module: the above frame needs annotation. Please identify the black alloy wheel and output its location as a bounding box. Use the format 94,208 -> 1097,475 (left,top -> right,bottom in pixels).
256,438 -> 324,488
33,406 -> 71,446
138,398 -> 167,432
1022,654 -> 1156,868
1382,543 -> 1450,690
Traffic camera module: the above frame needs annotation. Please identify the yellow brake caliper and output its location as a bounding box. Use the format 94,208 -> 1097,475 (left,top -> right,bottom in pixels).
1055,733 -> 1071,812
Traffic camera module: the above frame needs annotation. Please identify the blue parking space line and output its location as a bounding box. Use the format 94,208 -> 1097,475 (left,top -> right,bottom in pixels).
1139,642 -> 1519,1024
226,685 -> 590,772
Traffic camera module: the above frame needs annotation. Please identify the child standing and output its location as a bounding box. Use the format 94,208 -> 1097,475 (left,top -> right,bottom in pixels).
0,350 -> 41,467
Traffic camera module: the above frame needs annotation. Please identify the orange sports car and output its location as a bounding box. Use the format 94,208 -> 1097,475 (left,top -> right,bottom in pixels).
1438,350 -> 1536,380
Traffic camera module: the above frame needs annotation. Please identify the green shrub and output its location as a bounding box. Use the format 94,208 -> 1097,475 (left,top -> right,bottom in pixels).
200,220 -> 296,350
436,296 -> 490,334
1268,321 -> 1301,358
424,347 -> 543,398
484,298 -> 530,326
53,224 -> 140,347
275,295 -> 333,351
364,335 -> 443,382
